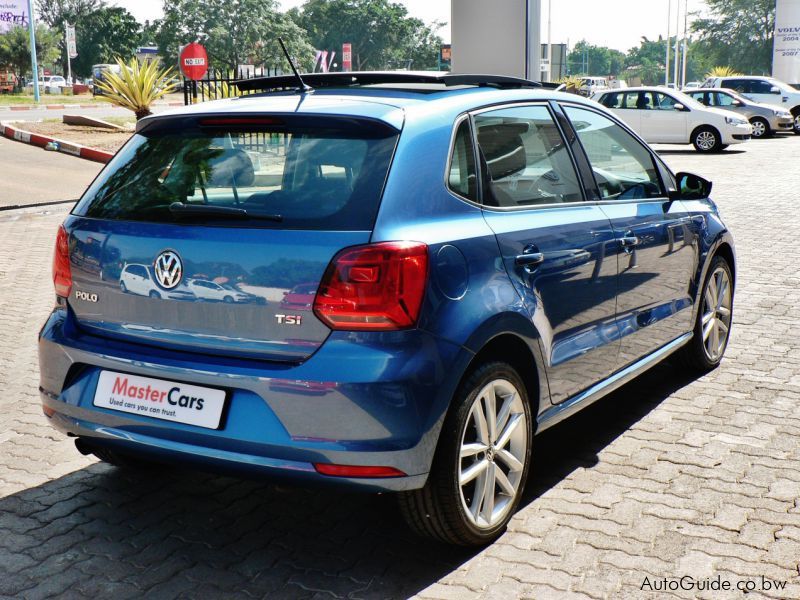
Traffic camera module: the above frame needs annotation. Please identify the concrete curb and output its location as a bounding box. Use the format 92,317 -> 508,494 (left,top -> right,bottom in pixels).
0,101 -> 184,112
0,121 -> 114,164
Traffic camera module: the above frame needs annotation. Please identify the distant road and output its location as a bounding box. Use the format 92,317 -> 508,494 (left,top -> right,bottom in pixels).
0,135 -> 102,208
0,102 -> 178,123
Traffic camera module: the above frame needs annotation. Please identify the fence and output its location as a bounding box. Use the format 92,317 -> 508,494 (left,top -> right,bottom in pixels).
182,67 -> 281,105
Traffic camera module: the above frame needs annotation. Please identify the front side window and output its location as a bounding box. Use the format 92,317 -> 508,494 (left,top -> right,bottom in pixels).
751,80 -> 777,94
75,119 -> 399,230
723,79 -> 750,94
654,92 -> 679,110
447,118 -> 478,201
563,105 -> 664,201
473,105 -> 583,207
713,92 -> 736,107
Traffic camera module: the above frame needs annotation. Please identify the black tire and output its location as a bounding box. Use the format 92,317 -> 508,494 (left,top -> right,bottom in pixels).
398,361 -> 533,546
149,290 -> 161,299
676,256 -> 734,372
749,117 -> 771,139
223,295 -> 234,303
692,126 -> 722,153
793,112 -> 800,135
120,281 -> 127,293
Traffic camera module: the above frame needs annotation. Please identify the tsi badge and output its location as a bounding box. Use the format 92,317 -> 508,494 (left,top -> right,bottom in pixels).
75,290 -> 99,303
276,314 -> 302,325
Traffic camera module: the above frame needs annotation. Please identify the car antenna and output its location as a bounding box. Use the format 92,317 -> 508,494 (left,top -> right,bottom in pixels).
278,37 -> 311,93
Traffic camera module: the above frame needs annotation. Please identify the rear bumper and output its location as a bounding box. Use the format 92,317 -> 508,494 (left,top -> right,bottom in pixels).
38,308 -> 468,491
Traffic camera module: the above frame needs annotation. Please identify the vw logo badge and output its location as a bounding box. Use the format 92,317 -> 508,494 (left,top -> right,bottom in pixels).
154,250 -> 183,289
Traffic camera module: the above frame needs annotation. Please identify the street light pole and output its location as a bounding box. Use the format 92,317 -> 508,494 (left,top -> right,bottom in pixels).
547,0 -> 552,82
27,0 -> 40,102
681,0 -> 689,87
665,0 -> 672,86
673,0 -> 680,87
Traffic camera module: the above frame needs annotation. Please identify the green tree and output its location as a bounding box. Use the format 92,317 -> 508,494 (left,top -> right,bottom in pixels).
624,36 -> 669,85
71,7 -> 141,77
36,0 -> 105,74
691,0 -> 775,75
290,0 -> 444,71
567,41 -> 624,77
157,0 -> 315,73
0,24 -> 61,82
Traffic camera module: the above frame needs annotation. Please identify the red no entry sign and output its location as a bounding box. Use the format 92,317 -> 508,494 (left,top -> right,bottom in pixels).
180,43 -> 208,80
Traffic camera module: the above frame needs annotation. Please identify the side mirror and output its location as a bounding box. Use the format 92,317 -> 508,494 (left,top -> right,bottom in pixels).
673,103 -> 685,111
770,86 -> 781,94
670,172 -> 713,201
732,100 -> 743,106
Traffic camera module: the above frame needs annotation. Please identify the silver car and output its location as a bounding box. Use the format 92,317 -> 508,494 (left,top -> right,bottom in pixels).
685,88 -> 794,138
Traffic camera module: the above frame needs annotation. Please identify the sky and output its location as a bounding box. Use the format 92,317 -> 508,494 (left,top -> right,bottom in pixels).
110,0 -> 709,53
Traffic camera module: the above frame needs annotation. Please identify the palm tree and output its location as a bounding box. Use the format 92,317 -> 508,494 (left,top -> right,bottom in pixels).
94,57 -> 178,120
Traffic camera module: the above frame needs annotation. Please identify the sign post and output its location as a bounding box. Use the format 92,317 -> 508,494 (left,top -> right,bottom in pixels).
26,0 -> 39,101
342,43 -> 352,72
65,23 -> 77,85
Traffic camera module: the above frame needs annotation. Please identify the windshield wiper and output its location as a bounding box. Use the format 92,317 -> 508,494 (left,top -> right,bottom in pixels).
168,202 -> 283,222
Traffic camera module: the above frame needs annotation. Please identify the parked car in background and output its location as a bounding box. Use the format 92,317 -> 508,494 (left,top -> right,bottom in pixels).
578,76 -> 609,97
701,75 -> 800,134
91,63 -> 122,95
683,82 -> 702,90
593,86 -> 752,152
120,263 -> 194,300
684,88 -> 794,138
40,71 -> 736,547
187,279 -> 264,304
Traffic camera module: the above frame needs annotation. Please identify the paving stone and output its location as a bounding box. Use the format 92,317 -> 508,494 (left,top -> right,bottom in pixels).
1,138 -> 800,597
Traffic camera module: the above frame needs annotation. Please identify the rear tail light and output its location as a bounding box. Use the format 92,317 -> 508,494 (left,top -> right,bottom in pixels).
313,463 -> 406,478
313,242 -> 428,331
53,224 -> 72,299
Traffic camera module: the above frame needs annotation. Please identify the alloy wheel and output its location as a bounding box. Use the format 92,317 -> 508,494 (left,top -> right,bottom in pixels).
701,266 -> 733,361
696,131 -> 717,151
458,378 -> 527,529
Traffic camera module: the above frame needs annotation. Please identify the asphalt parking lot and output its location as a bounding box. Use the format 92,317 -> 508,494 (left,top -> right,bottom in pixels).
1,134 -> 800,599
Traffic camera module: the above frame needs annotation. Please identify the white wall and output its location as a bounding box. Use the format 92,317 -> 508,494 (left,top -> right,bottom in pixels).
451,0 -> 541,80
774,0 -> 800,84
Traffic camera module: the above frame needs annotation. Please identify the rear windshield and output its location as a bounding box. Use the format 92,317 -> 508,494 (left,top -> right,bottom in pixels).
75,118 -> 399,230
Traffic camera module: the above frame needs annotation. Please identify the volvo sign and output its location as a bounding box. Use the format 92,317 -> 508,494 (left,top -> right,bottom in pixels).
774,0 -> 800,84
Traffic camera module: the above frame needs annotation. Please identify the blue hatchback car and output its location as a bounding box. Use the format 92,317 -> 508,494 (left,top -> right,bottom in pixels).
39,72 -> 735,546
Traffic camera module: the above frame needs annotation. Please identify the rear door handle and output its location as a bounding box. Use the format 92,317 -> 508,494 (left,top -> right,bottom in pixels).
515,252 -> 544,266
619,236 -> 639,249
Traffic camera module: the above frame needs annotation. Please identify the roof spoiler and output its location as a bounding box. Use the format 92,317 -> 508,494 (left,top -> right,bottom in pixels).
234,71 -> 543,93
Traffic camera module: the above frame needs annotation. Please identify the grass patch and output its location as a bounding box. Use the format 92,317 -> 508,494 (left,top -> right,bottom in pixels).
0,94 -> 104,105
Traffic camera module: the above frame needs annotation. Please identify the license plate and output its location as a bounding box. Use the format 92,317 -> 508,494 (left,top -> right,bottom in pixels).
93,371 -> 226,430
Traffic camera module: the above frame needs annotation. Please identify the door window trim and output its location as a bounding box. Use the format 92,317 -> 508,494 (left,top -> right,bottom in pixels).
556,101 -> 671,206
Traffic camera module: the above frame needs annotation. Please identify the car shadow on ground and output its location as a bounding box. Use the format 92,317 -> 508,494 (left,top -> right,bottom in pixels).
656,149 -> 747,156
0,361 -> 699,599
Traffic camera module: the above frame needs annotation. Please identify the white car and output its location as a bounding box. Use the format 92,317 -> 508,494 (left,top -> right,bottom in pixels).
701,75 -> 800,134
579,76 -> 609,97
187,279 -> 251,303
119,264 -> 161,298
120,264 -> 194,300
592,87 -> 753,152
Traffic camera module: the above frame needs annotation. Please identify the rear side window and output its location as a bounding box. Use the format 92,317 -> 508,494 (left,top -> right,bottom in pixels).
564,105 -> 664,201
75,119 -> 399,230
447,119 -> 478,201
723,79 -> 749,94
474,105 -> 583,207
